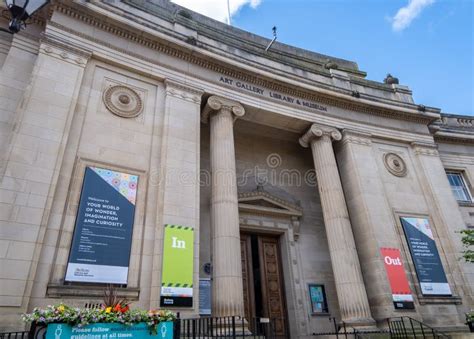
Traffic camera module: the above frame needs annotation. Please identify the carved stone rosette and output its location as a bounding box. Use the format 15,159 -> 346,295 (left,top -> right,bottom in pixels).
383,152 -> 407,177
102,85 -> 143,118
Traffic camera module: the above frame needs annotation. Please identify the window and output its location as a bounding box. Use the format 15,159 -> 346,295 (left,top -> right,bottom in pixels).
308,284 -> 328,314
446,172 -> 472,202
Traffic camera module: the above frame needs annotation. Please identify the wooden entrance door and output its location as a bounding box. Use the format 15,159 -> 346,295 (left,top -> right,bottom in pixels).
241,233 -> 288,337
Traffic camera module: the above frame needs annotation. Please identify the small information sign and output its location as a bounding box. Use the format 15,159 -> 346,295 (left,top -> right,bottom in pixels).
199,278 -> 211,316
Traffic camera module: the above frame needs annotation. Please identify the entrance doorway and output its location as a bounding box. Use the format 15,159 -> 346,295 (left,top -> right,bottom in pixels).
240,232 -> 288,337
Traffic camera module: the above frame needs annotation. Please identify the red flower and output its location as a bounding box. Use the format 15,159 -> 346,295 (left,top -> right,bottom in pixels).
121,305 -> 129,313
113,304 -> 122,312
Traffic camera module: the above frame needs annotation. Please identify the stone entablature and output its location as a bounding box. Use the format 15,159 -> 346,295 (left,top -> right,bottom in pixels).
46,0 -> 440,125
430,113 -> 474,144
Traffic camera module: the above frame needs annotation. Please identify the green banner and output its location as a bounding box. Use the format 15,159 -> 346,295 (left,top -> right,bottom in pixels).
46,322 -> 173,339
160,224 -> 194,307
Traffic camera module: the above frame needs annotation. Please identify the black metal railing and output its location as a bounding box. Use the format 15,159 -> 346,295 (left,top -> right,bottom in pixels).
311,317 -> 391,338
0,323 -> 47,339
0,332 -> 29,339
175,315 -> 284,338
176,316 -> 240,338
249,317 -> 290,338
312,327 -> 389,338
388,317 -> 450,338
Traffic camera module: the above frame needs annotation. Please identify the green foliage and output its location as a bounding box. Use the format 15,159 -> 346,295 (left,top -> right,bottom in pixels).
466,310 -> 474,323
460,229 -> 474,263
460,230 -> 474,326
21,303 -> 176,334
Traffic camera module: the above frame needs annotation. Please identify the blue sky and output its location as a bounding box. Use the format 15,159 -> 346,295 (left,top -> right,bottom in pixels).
173,0 -> 473,116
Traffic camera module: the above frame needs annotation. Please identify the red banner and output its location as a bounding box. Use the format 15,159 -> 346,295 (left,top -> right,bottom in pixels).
380,247 -> 414,309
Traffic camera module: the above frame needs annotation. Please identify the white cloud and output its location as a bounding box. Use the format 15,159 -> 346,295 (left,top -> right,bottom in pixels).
392,0 -> 435,32
171,0 -> 262,23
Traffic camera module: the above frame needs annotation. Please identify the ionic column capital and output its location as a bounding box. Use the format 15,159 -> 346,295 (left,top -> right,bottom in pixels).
299,123 -> 342,148
202,95 -> 245,123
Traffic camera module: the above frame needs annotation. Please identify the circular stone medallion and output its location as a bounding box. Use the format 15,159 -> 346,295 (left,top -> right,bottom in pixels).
383,152 -> 407,177
103,85 -> 143,118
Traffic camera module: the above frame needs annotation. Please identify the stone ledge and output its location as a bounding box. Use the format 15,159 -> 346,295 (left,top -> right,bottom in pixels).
46,284 -> 140,300
418,296 -> 462,305
458,201 -> 474,208
310,312 -> 330,317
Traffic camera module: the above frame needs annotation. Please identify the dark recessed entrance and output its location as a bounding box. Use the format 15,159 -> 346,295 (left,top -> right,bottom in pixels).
240,232 -> 288,337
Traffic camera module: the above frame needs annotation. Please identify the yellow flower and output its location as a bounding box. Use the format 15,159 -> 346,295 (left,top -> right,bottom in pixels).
57,305 -> 65,312
105,307 -> 112,313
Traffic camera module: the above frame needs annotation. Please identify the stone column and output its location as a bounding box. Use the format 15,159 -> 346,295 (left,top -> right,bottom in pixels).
299,123 -> 375,327
202,95 -> 245,317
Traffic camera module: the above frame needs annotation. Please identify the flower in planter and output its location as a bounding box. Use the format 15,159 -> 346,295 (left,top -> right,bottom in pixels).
22,286 -> 177,335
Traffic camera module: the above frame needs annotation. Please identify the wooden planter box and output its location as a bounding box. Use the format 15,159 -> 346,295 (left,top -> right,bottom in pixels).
45,321 -> 174,338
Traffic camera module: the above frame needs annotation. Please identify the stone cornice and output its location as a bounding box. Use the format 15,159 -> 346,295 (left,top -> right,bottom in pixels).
201,95 -> 245,123
164,79 -> 203,104
49,2 -> 440,125
238,190 -> 303,240
238,190 -> 303,214
299,124 -> 342,147
123,0 -> 364,77
433,132 -> 474,145
430,114 -> 474,144
9,33 -> 40,55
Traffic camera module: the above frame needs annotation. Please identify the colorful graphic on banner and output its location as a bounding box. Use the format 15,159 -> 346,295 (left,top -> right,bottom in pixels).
65,167 -> 138,284
160,224 -> 194,307
91,167 -> 138,204
401,217 -> 452,296
380,247 -> 414,309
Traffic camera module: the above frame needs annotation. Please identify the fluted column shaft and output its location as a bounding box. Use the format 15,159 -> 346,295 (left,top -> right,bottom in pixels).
300,124 -> 375,327
203,96 -> 245,317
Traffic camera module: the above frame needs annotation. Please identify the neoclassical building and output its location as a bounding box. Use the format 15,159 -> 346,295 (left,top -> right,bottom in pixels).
0,0 -> 473,337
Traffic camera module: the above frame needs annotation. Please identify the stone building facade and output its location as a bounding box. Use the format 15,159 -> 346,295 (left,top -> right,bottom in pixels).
0,0 -> 473,337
